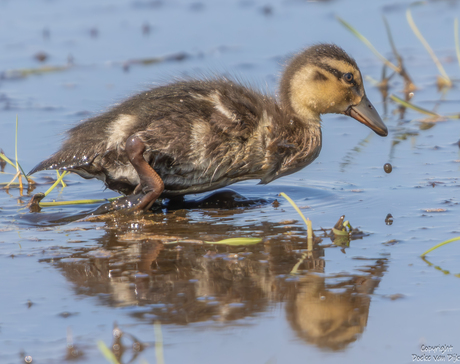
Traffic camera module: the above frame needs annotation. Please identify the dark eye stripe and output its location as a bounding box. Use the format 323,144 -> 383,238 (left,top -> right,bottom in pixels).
315,63 -> 358,86
316,63 -> 343,80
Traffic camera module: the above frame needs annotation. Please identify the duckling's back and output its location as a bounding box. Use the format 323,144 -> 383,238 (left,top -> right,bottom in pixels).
29,78 -> 321,197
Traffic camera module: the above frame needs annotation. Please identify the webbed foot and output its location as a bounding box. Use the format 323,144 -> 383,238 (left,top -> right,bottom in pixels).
92,193 -> 162,214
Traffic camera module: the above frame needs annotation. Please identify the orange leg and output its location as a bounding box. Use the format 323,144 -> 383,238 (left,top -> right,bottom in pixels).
124,135 -> 164,211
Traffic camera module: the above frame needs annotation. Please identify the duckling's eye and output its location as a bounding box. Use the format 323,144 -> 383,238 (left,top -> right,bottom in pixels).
343,73 -> 354,83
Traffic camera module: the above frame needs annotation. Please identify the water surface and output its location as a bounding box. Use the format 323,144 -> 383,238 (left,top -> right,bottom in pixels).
1,0 -> 460,363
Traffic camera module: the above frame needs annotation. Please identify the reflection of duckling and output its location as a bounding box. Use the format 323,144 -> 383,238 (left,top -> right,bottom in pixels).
29,44 -> 387,211
287,273 -> 378,351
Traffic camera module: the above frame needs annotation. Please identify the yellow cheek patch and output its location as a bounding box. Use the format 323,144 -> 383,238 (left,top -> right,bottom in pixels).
289,65 -> 353,115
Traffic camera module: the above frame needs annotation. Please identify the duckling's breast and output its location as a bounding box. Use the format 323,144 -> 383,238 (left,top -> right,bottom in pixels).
259,118 -> 322,184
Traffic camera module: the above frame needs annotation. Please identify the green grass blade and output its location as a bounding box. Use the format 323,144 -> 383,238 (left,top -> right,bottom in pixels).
382,15 -> 400,61
0,181 -> 22,186
97,341 -> 120,364
337,17 -> 399,73
43,171 -> 68,197
455,18 -> 460,69
406,6 -> 451,86
389,94 -> 440,117
279,192 -> 314,244
307,217 -> 313,247
0,152 -> 16,168
5,170 -> 20,188
17,161 -> 28,181
332,227 -> 349,236
421,236 -> 460,257
57,170 -> 67,187
279,192 -> 310,228
15,115 -> 19,171
290,252 -> 308,275
39,196 -> 121,206
13,65 -> 70,78
204,237 -> 262,246
154,321 -> 165,364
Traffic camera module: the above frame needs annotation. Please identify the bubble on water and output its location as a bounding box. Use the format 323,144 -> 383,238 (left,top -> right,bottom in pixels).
384,163 -> 392,173
24,356 -> 33,363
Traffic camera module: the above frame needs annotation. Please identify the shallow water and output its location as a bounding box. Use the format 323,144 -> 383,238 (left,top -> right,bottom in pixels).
1,0 -> 460,363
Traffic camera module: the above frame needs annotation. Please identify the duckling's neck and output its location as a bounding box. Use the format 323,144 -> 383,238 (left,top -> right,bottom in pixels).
291,105 -> 321,123
279,71 -> 322,126
279,96 -> 322,126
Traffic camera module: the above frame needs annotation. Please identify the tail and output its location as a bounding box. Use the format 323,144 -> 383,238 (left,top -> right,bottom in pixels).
28,150 -> 97,176
28,155 -> 60,175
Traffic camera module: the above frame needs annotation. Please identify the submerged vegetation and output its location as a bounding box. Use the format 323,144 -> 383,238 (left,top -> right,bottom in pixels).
0,116 -> 34,191
338,5 -> 460,121
339,6 -> 460,258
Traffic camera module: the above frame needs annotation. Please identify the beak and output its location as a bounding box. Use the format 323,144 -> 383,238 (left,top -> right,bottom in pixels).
343,95 -> 388,137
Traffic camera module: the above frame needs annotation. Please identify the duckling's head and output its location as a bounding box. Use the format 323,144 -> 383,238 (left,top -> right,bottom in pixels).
280,44 -> 388,136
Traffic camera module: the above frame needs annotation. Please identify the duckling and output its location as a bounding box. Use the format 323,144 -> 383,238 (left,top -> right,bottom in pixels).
29,44 -> 387,211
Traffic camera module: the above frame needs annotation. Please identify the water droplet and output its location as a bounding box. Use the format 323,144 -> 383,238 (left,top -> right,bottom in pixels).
384,163 -> 392,173
24,356 -> 33,364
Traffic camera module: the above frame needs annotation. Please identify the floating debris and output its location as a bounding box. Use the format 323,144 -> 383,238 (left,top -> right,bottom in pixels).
28,192 -> 45,212
385,293 -> 405,300
423,208 -> 446,213
0,149 -> 6,172
384,163 -> 392,173
385,213 -> 393,225
1,65 -> 71,80
34,51 -> 48,62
